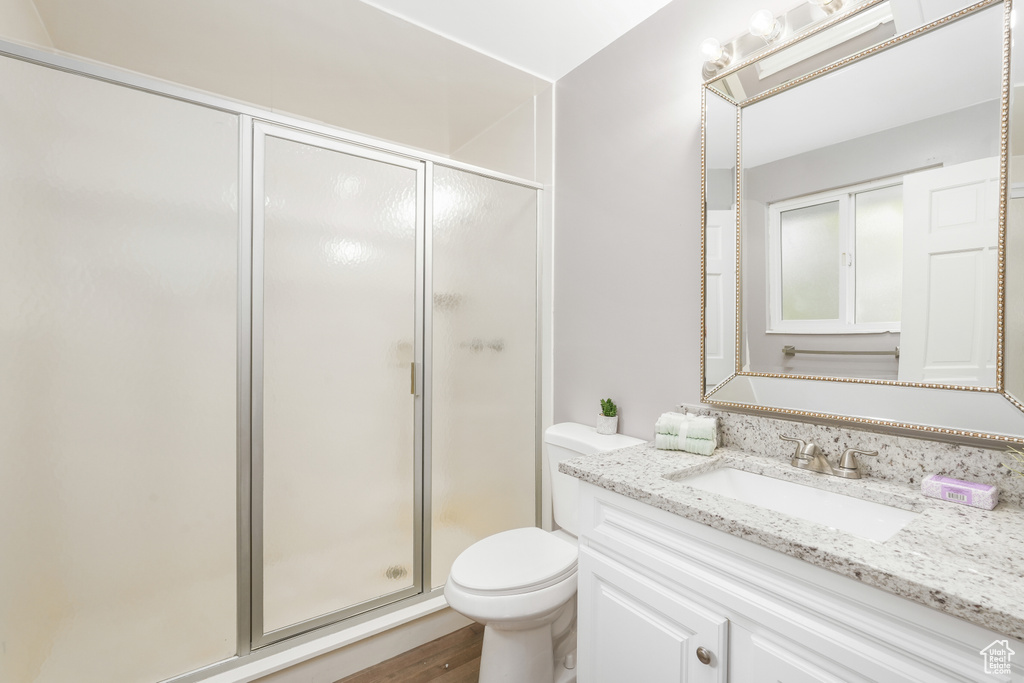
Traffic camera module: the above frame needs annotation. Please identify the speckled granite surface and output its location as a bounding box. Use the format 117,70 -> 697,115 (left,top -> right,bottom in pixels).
684,403 -> 1024,508
561,442 -> 1024,641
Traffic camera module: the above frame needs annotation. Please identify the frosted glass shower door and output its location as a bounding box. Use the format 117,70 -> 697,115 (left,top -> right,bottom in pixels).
430,166 -> 538,587
0,57 -> 238,683
254,125 -> 423,642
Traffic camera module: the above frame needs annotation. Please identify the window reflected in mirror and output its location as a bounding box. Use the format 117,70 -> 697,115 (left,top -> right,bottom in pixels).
854,184 -> 903,324
779,200 -> 842,324
769,180 -> 903,334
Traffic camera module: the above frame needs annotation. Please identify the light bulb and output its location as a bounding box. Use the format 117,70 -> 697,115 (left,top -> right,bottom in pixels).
749,9 -> 781,41
700,37 -> 724,62
809,0 -> 842,13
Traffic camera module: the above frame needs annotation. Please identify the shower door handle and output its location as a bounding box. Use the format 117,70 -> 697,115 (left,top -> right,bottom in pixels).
410,362 -> 417,396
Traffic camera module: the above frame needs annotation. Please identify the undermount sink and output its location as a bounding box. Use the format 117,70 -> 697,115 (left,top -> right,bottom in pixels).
678,467 -> 920,542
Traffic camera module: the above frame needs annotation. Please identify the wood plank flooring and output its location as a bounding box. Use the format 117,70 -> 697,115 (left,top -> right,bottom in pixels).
336,623 -> 484,683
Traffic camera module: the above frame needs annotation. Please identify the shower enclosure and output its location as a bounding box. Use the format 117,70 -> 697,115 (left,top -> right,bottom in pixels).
0,45 -> 540,683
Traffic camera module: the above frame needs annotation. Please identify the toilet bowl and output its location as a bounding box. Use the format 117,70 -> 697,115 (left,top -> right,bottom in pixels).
444,423 -> 644,683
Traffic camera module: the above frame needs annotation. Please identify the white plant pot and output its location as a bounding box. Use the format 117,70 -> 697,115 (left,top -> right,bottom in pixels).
596,415 -> 618,435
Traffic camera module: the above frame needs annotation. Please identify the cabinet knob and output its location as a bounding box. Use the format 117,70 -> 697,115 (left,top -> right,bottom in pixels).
696,646 -> 712,665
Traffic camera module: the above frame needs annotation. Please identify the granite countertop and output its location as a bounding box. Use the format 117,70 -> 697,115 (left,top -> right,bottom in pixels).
561,442 -> 1024,641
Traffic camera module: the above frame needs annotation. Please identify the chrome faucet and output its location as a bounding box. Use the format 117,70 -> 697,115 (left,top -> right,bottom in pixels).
780,437 -> 878,479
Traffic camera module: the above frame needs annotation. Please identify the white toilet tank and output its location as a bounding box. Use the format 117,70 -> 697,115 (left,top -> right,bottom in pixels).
544,423 -> 645,536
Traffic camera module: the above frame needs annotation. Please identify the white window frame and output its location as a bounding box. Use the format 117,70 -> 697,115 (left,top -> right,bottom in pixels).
766,175 -> 903,335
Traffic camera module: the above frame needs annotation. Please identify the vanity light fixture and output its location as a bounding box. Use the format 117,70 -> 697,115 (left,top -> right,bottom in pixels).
809,0 -> 844,15
700,36 -> 724,62
749,9 -> 783,43
755,2 -> 893,78
700,37 -> 732,77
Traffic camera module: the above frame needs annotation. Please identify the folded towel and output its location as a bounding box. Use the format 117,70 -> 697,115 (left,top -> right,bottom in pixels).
655,433 -> 681,450
655,412 -> 695,436
655,412 -> 718,442
655,433 -> 718,456
656,413 -> 690,440
685,416 -> 718,442
683,437 -> 717,456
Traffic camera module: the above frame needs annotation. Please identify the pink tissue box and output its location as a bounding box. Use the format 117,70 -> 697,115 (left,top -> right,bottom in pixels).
921,475 -> 998,510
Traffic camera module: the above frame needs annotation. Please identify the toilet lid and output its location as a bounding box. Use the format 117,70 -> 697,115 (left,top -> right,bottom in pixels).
449,527 -> 578,594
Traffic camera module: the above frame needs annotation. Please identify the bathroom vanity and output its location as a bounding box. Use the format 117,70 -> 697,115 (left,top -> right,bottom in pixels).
562,442 -> 1024,682
568,0 -> 1024,675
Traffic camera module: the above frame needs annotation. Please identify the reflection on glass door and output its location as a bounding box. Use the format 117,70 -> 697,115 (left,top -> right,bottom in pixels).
430,166 -> 538,587
254,125 -> 423,642
0,57 -> 238,683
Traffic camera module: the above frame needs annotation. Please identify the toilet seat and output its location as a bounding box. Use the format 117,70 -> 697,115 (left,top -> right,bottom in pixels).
442,425 -> 642,683
449,527 -> 578,596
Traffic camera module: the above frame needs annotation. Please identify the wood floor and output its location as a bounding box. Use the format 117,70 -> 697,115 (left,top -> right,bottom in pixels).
336,623 -> 484,683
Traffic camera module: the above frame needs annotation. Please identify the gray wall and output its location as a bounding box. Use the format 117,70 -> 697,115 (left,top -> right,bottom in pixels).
742,100 -> 1001,378
552,0 -> 776,439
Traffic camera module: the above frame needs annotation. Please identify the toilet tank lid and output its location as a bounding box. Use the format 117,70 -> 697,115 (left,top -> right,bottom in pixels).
544,422 -> 645,455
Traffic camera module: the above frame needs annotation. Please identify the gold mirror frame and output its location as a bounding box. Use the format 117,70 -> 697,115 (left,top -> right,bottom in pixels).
699,0 -> 1022,444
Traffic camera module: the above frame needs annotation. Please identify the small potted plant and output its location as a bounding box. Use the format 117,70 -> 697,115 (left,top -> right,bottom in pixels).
597,398 -> 618,435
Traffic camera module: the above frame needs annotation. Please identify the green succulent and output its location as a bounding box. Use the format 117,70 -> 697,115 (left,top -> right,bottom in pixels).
600,398 -> 617,418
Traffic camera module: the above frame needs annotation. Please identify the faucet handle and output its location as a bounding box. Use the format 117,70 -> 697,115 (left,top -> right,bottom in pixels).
835,448 -> 877,479
780,435 -> 821,465
779,435 -> 805,456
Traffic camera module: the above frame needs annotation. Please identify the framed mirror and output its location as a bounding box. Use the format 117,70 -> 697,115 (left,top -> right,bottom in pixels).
700,0 -> 1024,442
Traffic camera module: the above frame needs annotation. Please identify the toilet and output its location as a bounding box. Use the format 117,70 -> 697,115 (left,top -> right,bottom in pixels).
444,423 -> 645,683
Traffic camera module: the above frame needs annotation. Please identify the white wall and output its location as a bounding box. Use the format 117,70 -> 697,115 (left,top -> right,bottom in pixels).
552,0 -> 789,438
0,0 -> 50,47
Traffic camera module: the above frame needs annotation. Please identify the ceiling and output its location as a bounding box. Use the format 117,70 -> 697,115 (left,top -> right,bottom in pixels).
357,0 -> 675,81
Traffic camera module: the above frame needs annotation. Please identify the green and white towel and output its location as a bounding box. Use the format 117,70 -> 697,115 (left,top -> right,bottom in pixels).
655,412 -> 718,456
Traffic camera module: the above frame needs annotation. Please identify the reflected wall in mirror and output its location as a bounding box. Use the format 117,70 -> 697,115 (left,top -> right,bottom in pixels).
1007,2 -> 1024,408
701,0 -> 1024,442
704,90 -> 738,391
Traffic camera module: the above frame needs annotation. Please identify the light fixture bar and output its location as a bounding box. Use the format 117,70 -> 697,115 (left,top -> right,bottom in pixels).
755,2 -> 894,78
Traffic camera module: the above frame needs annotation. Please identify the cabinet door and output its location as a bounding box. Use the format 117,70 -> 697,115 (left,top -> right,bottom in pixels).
579,547 -> 727,683
730,622 -> 878,683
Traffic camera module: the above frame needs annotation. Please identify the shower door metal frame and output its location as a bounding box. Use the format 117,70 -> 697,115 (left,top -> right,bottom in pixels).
0,35 -> 544,683
249,120 -> 427,649
422,161 -> 436,592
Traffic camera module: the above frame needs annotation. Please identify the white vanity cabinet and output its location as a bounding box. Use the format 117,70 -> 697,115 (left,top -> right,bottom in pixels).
576,482 -> 1019,683
579,545 -> 728,682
